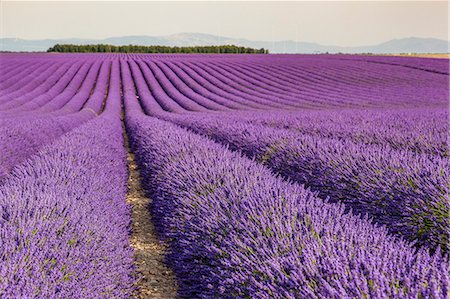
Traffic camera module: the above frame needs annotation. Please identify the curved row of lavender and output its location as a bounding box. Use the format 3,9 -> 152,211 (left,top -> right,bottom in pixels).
0,57 -> 110,115
4,53 -> 443,114
0,58 -> 135,297
123,95 -> 448,298
0,56 -> 113,180
120,54 -> 448,111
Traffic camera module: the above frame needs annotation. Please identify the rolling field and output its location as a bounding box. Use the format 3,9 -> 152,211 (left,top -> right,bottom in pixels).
0,53 -> 449,298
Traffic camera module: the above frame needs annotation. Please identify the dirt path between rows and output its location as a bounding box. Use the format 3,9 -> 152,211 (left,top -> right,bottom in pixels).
123,127 -> 178,299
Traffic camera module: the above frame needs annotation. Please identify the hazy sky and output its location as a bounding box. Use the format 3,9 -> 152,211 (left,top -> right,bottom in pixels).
1,1 -> 448,46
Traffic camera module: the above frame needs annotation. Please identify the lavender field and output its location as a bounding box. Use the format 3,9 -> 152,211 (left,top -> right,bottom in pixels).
0,53 -> 449,298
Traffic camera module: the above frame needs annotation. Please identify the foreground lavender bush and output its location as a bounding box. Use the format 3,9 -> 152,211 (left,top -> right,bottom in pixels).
164,114 -> 449,254
125,109 -> 448,298
0,113 -> 134,297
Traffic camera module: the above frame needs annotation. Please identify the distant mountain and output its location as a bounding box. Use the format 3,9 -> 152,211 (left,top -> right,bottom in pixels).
1,33 -> 448,54
355,37 -> 449,54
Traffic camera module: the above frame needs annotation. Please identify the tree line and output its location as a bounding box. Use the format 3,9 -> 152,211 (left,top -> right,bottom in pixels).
47,44 -> 269,54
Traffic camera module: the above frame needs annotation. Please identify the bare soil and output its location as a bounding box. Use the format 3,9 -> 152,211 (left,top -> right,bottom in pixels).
388,53 -> 450,59
124,130 -> 178,299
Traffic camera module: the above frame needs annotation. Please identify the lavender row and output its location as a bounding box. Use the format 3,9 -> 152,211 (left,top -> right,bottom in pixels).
176,61 -> 309,109
0,62 -> 83,112
161,60 -> 287,110
351,55 -> 450,75
133,59 -> 209,112
206,108 -> 448,157
5,62 -> 92,114
51,60 -> 110,115
0,61 -> 55,97
165,113 -> 449,253
201,58 -> 446,107
125,108 -> 448,298
224,60 -> 445,107
122,54 -> 448,113
157,61 -> 268,110
0,59 -> 45,88
0,62 -> 72,107
1,59 -> 111,119
3,53 -> 443,115
0,59 -> 115,178
0,60 -> 134,296
220,61 -> 375,107
0,59 -> 34,83
143,55 -> 447,109
203,61 -> 369,108
0,111 -> 95,180
36,61 -> 101,113
0,113 -> 134,297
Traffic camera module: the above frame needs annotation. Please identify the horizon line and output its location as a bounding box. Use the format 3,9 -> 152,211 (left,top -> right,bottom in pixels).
1,34 -> 449,47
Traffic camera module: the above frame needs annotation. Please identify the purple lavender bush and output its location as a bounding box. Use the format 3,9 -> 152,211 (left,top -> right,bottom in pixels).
125,106 -> 448,298
0,113 -> 135,298
0,57 -> 134,298
164,113 -> 449,254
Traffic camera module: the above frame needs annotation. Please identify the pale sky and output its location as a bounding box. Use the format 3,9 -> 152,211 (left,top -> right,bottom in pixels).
0,1 -> 448,46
